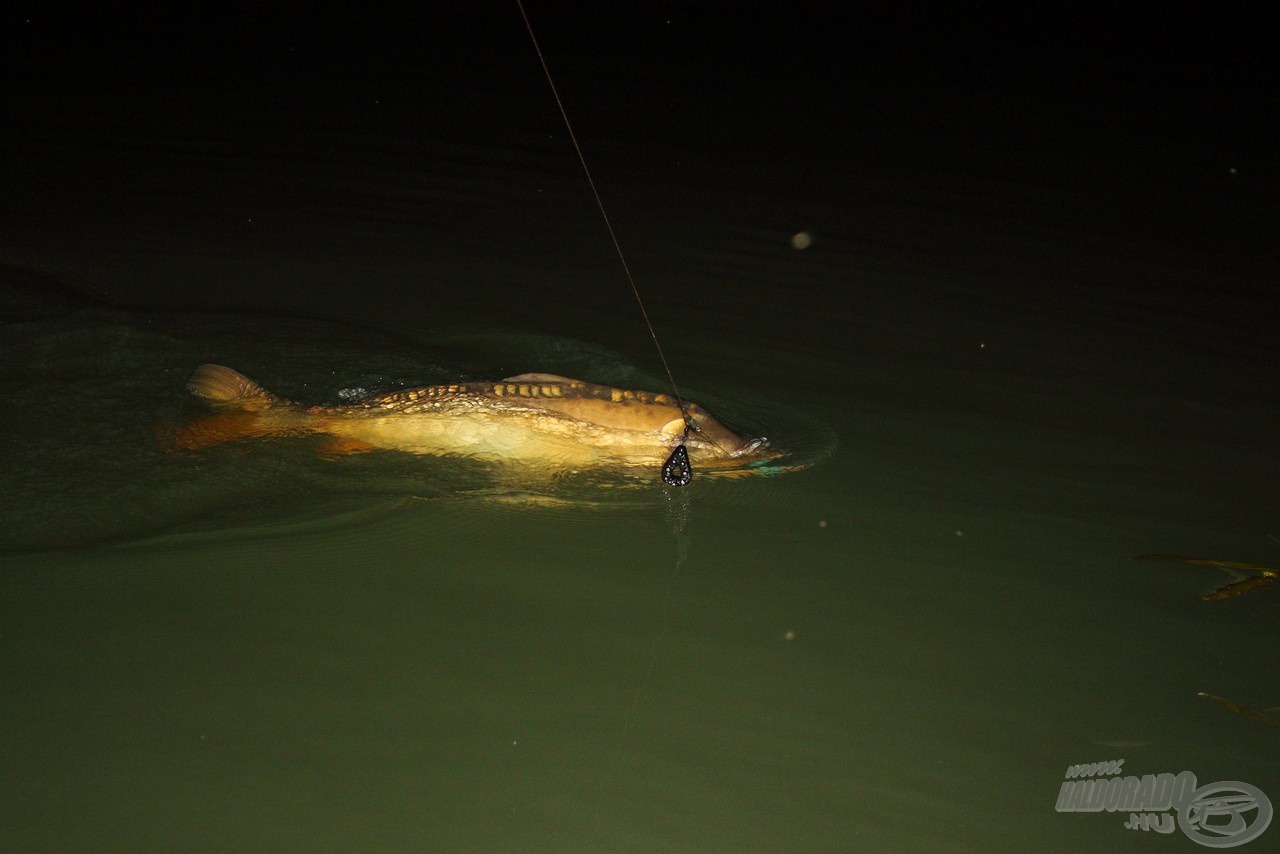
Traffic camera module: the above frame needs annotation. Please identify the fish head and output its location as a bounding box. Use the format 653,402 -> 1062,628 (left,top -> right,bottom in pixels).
670,403 -> 775,462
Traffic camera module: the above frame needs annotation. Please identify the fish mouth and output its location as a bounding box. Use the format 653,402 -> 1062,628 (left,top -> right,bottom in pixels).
733,435 -> 771,458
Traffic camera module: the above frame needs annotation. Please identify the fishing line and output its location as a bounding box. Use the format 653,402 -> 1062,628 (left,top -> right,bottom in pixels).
515,0 -> 697,485
512,14 -> 707,838
589,486 -> 692,837
615,491 -> 690,735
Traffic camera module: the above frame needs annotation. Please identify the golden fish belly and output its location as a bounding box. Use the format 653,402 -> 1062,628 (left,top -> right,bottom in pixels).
318,407 -> 673,467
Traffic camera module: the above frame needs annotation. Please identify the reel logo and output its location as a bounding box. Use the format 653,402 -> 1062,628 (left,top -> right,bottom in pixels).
1055,760 -> 1272,847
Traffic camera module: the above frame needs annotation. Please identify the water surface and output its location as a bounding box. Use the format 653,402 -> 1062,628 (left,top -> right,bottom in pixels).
3,8 -> 1277,851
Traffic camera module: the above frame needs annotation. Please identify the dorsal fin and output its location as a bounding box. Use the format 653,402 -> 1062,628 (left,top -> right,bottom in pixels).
186,364 -> 280,411
502,372 -> 580,384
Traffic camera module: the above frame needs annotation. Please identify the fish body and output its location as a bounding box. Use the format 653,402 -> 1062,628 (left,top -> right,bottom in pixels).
175,364 -> 776,475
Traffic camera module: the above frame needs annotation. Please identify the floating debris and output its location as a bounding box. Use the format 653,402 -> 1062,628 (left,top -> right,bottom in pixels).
1132,554 -> 1279,601
1196,692 -> 1278,726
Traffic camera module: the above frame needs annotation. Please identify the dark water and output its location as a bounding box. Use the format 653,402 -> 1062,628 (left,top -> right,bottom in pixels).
3,7 -> 1278,851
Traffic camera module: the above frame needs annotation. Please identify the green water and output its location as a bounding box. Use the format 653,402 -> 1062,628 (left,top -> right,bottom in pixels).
4,8 -> 1278,852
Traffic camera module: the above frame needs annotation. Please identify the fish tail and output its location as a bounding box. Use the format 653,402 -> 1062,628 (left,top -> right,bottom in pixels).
168,364 -> 308,450
186,364 -> 281,411
168,411 -> 282,450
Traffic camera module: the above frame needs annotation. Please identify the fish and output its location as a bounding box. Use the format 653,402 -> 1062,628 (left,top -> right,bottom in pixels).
171,364 -> 780,478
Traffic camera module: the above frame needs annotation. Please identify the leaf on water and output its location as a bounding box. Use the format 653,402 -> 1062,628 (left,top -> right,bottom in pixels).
1203,574 -> 1279,601
1132,554 -> 1280,573
1132,554 -> 1279,600
1196,692 -> 1278,726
